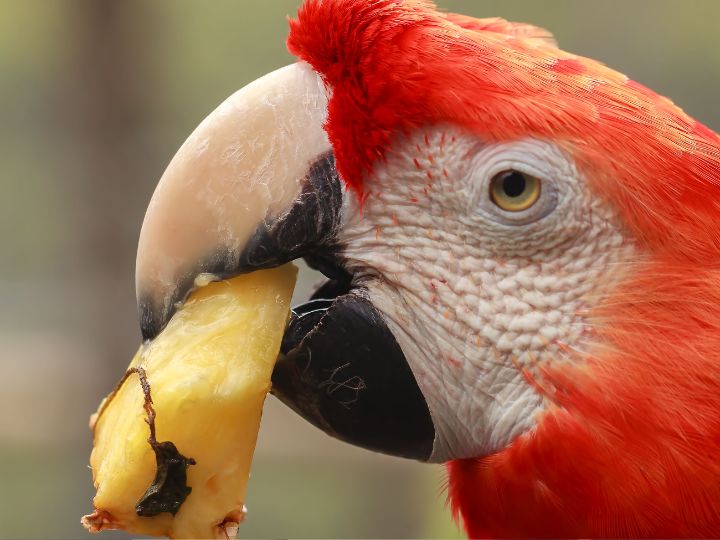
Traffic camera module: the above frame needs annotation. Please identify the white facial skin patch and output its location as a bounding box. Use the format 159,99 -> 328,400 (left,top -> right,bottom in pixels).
338,128 -> 636,462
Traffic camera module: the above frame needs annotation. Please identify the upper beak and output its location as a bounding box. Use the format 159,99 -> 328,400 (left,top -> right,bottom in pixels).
135,62 -> 436,462
136,63 -> 334,340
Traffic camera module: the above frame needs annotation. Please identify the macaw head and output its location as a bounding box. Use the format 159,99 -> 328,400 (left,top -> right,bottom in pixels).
135,0 -> 720,536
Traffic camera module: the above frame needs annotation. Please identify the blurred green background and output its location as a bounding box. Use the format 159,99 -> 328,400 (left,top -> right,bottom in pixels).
1,1 -> 718,538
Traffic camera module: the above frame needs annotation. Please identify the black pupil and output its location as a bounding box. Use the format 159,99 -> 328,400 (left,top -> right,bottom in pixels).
502,171 -> 526,198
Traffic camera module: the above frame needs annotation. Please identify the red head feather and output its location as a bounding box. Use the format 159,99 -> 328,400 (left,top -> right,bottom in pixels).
288,0 -> 720,261
289,1 -> 720,537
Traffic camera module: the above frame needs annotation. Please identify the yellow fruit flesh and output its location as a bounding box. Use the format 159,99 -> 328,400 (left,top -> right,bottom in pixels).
83,265 -> 297,539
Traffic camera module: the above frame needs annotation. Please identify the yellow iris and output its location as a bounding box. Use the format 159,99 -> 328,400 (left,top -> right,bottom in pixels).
489,170 -> 541,212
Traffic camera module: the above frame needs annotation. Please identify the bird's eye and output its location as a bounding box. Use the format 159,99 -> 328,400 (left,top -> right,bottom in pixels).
489,170 -> 541,212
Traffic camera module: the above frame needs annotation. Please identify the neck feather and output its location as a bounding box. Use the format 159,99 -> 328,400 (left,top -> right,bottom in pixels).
448,261 -> 720,538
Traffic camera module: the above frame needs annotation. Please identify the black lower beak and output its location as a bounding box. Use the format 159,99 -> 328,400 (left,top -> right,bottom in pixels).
272,283 -> 435,461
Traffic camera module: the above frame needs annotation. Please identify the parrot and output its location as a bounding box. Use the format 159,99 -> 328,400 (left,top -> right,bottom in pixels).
133,0 -> 720,537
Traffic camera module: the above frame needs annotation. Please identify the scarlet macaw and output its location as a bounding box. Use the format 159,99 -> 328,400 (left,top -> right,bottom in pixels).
135,0 -> 720,537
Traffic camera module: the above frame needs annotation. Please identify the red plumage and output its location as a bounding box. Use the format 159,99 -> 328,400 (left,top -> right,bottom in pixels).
449,263 -> 720,537
288,1 -> 720,537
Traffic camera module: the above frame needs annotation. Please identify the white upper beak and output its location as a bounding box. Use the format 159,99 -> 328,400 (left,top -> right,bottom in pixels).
135,62 -> 330,338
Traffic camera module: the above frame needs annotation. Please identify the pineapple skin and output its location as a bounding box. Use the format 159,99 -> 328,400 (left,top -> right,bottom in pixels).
84,265 -> 297,539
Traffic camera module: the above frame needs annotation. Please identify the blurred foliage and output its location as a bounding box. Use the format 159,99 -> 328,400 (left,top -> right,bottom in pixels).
0,1 -> 718,538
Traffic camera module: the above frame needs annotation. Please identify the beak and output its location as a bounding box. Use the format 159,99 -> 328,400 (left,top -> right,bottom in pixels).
136,63 -> 435,462
136,63 -> 333,338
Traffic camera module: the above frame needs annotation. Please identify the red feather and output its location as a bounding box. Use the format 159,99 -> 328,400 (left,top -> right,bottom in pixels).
288,0 -> 720,261
448,262 -> 720,537
288,1 -> 720,537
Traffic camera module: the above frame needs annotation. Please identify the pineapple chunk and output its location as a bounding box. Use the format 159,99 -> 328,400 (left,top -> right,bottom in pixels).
82,265 -> 297,539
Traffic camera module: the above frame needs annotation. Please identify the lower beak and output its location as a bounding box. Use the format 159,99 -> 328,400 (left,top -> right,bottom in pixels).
135,63 -> 435,461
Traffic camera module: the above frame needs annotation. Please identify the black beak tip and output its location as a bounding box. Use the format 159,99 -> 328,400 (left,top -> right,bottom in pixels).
139,297 -> 162,342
